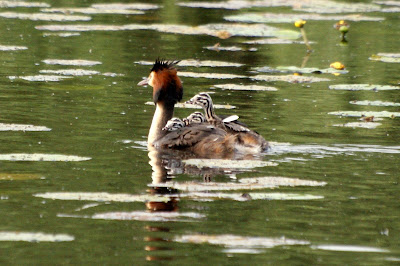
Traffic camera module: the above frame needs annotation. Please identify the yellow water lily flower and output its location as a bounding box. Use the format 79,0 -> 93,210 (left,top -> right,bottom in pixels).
330,62 -> 345,70
294,20 -> 306,28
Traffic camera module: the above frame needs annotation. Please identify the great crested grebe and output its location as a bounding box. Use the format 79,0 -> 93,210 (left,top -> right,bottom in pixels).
163,112 -> 206,131
138,59 -> 268,156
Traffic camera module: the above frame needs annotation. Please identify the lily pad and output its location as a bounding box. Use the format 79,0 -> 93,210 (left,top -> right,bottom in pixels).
9,75 -> 73,82
136,59 -> 243,67
174,234 -> 309,248
39,69 -> 100,76
333,122 -> 382,129
255,66 -> 348,74
293,1 -> 381,13
34,192 -> 172,203
0,153 -> 91,162
178,1 -> 251,10
0,232 -> 74,242
312,244 -> 389,253
0,1 -> 50,8
0,12 -> 91,21
183,159 -> 277,169
0,45 -> 28,51
225,13 -> 383,23
40,7 -> 144,15
350,100 -> 400,107
251,74 -> 330,83
0,173 -> 43,180
329,84 -> 400,91
91,3 -> 160,10
42,59 -> 102,66
204,45 -> 255,52
328,111 -> 400,118
369,53 -> 400,63
178,71 -> 247,79
145,102 -> 236,109
0,123 -> 51,131
180,192 -> 323,201
213,84 -> 278,91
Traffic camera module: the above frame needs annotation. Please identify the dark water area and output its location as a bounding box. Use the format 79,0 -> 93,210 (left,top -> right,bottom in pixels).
0,0 -> 399,264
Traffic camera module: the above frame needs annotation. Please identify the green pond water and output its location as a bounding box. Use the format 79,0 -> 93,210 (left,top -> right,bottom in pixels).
1,0 -> 400,264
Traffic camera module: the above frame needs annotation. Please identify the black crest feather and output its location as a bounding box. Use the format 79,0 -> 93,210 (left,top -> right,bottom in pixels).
151,58 -> 180,72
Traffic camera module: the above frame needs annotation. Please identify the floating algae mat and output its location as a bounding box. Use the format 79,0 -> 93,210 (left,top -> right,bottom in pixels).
0,153 -> 91,162
59,211 -> 205,222
39,69 -> 101,76
40,7 -> 144,15
182,159 -> 278,169
0,173 -> 44,181
9,75 -> 73,82
136,59 -> 243,67
0,123 -> 51,131
329,84 -> 400,91
178,72 -> 247,79
328,111 -> 400,118
34,192 -> 172,203
333,122 -> 382,129
254,66 -> 348,75
149,176 -> 326,192
252,74 -> 330,83
349,100 -> 400,107
0,232 -> 74,242
0,45 -> 27,51
145,102 -> 236,109
213,84 -> 278,91
369,53 -> 400,63
179,192 -> 324,201
0,12 -> 91,21
42,59 -> 102,66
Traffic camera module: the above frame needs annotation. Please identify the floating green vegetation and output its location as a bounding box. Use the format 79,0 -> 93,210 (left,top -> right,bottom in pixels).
178,1 -> 249,9
329,84 -> 400,91
0,153 -> 91,162
36,23 -> 299,38
312,244 -> 389,253
350,100 -> 400,107
0,123 -> 51,131
0,12 -> 91,21
0,232 -> 74,242
178,72 -> 247,79
329,111 -> 400,118
252,74 -> 330,83
59,211 -> 205,222
149,176 -> 326,192
0,1 -> 50,8
40,7 -> 144,15
183,159 -> 277,169
39,69 -> 100,76
0,173 -> 43,180
42,59 -> 102,66
174,234 -> 309,249
90,3 -> 160,10
145,102 -> 236,109
369,53 -> 400,63
333,122 -> 382,129
203,45 -> 256,52
0,45 -> 28,51
225,13 -> 383,23
293,1 -> 381,13
255,66 -> 348,74
180,192 -> 324,201
34,192 -> 172,203
9,75 -> 73,82
136,59 -> 244,67
213,84 -> 278,91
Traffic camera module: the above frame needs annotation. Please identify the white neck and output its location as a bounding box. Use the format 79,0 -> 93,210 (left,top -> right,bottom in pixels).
148,102 -> 174,147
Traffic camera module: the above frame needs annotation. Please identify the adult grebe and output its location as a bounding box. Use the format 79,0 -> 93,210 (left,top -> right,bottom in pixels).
138,59 -> 268,156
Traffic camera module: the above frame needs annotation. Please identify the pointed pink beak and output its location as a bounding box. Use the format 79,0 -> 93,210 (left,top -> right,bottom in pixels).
137,78 -> 149,86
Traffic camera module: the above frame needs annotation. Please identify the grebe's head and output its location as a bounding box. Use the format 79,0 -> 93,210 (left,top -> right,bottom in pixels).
138,58 -> 182,105
183,111 -> 206,125
185,92 -> 213,108
162,117 -> 185,131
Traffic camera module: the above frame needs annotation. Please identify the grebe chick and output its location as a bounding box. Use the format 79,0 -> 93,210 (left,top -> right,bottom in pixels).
186,92 -> 269,151
182,111 -> 206,125
185,92 -> 249,132
138,59 -> 236,157
162,117 -> 185,131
